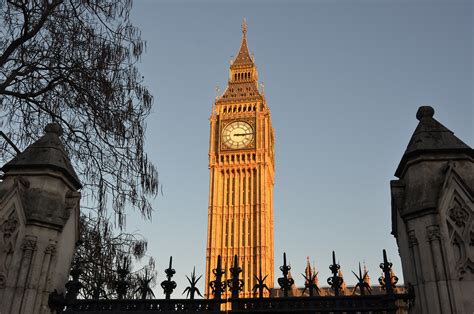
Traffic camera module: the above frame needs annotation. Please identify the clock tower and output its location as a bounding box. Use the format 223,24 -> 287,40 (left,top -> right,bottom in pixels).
205,20 -> 275,299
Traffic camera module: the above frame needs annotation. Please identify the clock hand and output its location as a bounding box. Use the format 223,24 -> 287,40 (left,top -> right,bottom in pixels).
234,133 -> 253,136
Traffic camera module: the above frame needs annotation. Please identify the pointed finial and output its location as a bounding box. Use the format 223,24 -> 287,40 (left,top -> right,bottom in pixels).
45,123 -> 63,136
215,86 -> 220,100
416,106 -> 435,120
242,18 -> 248,37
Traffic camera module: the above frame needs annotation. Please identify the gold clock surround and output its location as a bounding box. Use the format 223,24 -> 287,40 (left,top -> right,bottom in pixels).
220,119 -> 255,150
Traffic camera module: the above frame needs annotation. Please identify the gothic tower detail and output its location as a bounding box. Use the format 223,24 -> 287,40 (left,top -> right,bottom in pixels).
205,20 -> 275,299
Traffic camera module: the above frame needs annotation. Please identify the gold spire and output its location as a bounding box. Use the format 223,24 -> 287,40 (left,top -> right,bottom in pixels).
218,19 -> 262,103
231,18 -> 254,68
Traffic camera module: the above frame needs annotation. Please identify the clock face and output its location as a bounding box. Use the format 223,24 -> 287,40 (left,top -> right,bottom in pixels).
222,121 -> 254,149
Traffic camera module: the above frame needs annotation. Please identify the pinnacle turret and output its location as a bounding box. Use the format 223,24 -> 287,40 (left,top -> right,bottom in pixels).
304,257 -> 312,280
2,123 -> 81,189
363,263 -> 371,287
230,18 -> 254,68
395,106 -> 472,176
338,269 -> 347,294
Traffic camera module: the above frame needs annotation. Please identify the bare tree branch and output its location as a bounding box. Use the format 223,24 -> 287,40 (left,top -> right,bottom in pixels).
0,0 -> 158,228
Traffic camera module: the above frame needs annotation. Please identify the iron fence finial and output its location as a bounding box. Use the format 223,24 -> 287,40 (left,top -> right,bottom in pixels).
327,251 -> 343,296
378,249 -> 398,296
227,255 -> 244,299
277,252 -> 294,297
210,255 -> 226,300
183,266 -> 203,299
161,256 -> 177,300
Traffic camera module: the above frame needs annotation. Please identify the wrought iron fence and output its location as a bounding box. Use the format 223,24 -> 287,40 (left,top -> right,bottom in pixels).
49,249 -> 413,313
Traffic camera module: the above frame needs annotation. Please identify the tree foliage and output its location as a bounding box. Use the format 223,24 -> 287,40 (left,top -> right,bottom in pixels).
74,214 -> 156,299
0,0 -> 158,226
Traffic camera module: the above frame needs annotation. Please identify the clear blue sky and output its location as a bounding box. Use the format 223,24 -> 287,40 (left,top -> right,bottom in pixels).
127,0 -> 473,297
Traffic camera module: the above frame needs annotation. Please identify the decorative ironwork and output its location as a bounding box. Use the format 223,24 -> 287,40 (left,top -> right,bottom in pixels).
230,294 -> 407,313
327,251 -> 343,296
301,270 -> 320,296
277,252 -> 294,297
48,263 -> 82,313
49,251 -> 414,313
227,255 -> 244,299
116,256 -> 131,300
48,290 -> 66,313
135,269 -> 155,300
378,249 -> 398,295
252,270 -> 270,299
209,255 -> 226,300
183,267 -> 203,299
161,256 -> 177,299
352,262 -> 371,295
66,264 -> 82,302
62,299 -> 222,312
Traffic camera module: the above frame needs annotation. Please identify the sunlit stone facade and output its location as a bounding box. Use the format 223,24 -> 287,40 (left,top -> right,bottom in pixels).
205,20 -> 275,299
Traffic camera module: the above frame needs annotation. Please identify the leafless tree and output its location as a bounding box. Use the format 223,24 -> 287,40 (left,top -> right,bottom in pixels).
74,214 -> 156,299
0,0 -> 158,226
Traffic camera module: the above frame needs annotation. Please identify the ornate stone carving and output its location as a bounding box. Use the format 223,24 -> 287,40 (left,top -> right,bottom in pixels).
457,259 -> 474,280
0,210 -> 20,275
445,197 -> 474,280
1,212 -> 19,244
408,230 -> 418,247
427,225 -> 441,242
45,242 -> 57,255
449,203 -> 469,227
21,236 -> 37,251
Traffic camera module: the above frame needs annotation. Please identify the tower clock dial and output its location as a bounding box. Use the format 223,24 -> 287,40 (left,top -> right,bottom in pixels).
222,121 -> 254,149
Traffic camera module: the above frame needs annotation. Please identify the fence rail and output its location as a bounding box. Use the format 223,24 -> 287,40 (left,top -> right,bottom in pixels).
50,249 -> 414,313
62,299 -> 222,313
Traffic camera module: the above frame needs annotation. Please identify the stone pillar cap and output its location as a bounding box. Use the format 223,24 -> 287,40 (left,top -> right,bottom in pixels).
395,106 -> 473,177
1,123 -> 82,189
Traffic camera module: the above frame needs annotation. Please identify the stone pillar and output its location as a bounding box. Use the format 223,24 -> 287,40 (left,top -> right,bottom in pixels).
391,106 -> 473,313
0,123 -> 81,314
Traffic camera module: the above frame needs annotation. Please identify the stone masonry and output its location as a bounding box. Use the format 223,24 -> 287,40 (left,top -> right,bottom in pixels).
391,106 -> 473,314
0,123 -> 81,314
